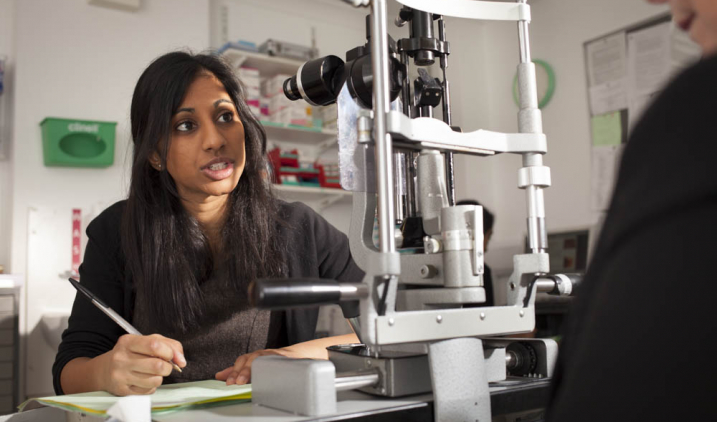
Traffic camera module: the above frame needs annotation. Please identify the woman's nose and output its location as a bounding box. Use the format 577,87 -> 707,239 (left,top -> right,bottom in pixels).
202,123 -> 226,151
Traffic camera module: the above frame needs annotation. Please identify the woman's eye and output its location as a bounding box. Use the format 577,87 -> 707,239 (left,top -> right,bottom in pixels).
218,112 -> 234,123
176,121 -> 195,132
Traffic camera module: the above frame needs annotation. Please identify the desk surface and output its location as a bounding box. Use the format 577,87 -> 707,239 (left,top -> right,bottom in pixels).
159,377 -> 550,422
4,378 -> 550,422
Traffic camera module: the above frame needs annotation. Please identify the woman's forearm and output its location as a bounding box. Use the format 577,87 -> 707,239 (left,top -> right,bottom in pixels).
60,355 -> 108,394
284,333 -> 359,360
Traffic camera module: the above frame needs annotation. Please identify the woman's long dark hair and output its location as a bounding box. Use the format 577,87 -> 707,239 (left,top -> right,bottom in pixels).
122,51 -> 286,334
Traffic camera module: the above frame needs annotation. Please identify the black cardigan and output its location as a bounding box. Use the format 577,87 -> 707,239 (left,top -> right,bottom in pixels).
52,200 -> 364,395
547,55 -> 717,420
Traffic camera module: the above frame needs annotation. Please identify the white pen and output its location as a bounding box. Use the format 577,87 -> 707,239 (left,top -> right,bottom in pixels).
68,277 -> 183,373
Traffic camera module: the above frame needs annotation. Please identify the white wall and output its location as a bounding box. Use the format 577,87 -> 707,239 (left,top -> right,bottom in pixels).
211,0 -> 367,56
0,0 -> 15,272
8,0 -> 371,398
209,0 -> 372,234
450,0 -> 669,272
10,0 -> 210,398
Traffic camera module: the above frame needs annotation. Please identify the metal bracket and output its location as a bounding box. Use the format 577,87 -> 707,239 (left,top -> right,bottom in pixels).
386,111 -> 547,155
395,0 -> 531,22
472,207 -> 484,276
252,356 -> 337,416
518,166 -> 552,188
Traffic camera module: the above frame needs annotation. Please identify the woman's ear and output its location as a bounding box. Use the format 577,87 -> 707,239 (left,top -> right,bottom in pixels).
149,151 -> 163,171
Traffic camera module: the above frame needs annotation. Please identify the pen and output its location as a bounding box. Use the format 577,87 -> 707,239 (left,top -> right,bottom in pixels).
67,278 -> 183,373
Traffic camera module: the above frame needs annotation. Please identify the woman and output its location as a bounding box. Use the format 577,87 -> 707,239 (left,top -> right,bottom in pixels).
547,1 -> 717,421
52,52 -> 362,396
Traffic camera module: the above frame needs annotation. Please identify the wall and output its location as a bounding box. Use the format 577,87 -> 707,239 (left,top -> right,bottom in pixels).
450,0 -> 669,272
0,0 -> 15,272
9,0 -> 372,398
209,0 -> 375,234
10,0 -> 210,398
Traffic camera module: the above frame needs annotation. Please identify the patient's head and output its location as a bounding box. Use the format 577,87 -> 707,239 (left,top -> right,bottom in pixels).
648,0 -> 717,55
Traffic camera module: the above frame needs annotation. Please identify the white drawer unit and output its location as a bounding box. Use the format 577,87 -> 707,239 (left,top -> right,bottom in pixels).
0,348 -> 11,362
0,380 -> 10,396
0,286 -> 20,414
0,297 -> 12,314
0,330 -> 12,347
0,363 -> 12,380
0,314 -> 13,331
0,395 -> 12,414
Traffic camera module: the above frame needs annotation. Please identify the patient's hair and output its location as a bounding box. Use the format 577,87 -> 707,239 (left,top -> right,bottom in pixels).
122,51 -> 286,334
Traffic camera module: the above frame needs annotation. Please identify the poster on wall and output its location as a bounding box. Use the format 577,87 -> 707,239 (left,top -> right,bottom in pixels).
590,145 -> 622,211
584,15 -> 701,211
586,32 -> 628,116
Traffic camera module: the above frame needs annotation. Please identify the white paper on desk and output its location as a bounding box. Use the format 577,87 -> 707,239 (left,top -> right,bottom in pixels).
589,78 -> 627,116
106,395 -> 151,422
590,145 -> 622,211
586,32 -> 627,87
627,22 -> 671,98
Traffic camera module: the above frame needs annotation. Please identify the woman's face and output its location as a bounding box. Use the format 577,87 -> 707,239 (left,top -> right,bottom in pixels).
649,0 -> 717,55
156,72 -> 246,203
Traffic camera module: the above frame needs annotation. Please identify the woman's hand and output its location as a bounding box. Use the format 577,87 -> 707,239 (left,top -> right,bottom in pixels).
99,334 -> 186,396
215,347 -> 304,385
215,333 -> 359,386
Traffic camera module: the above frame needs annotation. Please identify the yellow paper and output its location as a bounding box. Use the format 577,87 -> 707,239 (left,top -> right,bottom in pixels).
19,380 -> 252,415
591,111 -> 623,147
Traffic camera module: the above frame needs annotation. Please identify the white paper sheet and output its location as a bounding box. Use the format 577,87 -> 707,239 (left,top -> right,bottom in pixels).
589,78 -> 628,116
590,145 -> 622,211
106,396 -> 151,422
586,32 -> 627,87
627,22 -> 671,98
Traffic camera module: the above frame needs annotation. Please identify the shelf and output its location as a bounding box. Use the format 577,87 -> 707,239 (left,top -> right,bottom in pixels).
261,121 -> 337,148
219,48 -> 338,152
273,184 -> 351,209
221,48 -> 304,78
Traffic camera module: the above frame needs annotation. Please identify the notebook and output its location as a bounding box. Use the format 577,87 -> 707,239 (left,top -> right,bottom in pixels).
19,380 -> 252,417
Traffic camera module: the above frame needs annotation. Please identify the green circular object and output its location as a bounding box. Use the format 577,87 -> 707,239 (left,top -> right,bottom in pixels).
513,59 -> 556,109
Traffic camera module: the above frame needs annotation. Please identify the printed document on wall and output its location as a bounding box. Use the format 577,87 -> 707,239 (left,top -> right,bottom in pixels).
591,145 -> 622,211
586,32 -> 627,87
627,91 -> 659,134
627,22 -> 671,98
589,79 -> 627,116
586,32 -> 628,115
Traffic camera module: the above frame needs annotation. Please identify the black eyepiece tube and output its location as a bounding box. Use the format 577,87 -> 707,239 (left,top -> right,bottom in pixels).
283,77 -> 302,101
251,278 -> 368,310
411,10 -> 435,66
282,55 -> 346,106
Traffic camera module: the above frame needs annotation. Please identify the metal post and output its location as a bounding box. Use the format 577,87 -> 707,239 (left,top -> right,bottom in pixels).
405,151 -> 417,217
516,0 -> 547,253
400,51 -> 412,117
371,0 -> 396,253
335,370 -> 380,392
394,151 -> 407,225
438,16 -> 456,206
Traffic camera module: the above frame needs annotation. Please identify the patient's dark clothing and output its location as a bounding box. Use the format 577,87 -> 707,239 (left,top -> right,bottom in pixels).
52,200 -> 364,394
547,55 -> 717,421
132,268 -> 274,384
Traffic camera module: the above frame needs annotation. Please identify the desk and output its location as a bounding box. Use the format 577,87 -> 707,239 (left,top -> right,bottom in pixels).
3,378 -> 549,422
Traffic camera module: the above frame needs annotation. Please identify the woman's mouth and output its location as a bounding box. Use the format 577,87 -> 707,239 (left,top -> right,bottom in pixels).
201,159 -> 235,181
